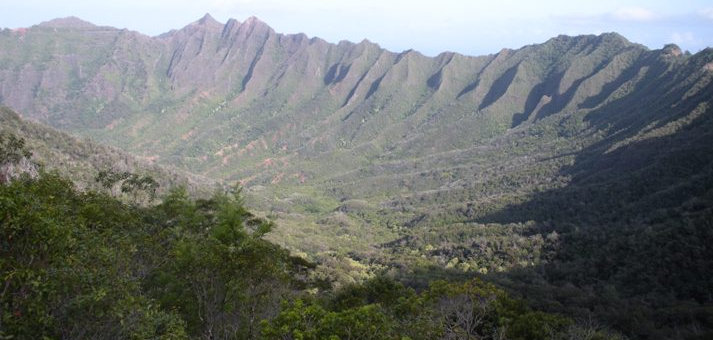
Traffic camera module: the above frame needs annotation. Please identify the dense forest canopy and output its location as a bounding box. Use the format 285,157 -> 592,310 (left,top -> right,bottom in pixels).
1,133 -> 624,339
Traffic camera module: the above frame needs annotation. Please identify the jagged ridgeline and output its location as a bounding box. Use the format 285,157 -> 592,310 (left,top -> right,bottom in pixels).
0,16 -> 711,185
0,16 -> 711,200
1,14 -> 713,339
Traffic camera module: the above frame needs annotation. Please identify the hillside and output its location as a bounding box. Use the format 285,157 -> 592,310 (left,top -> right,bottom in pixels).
0,106 -> 217,197
1,15 -> 713,338
0,16 -> 677,179
0,165 -> 605,339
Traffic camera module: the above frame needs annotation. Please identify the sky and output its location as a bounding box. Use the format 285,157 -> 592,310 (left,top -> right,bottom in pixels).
2,0 -> 713,56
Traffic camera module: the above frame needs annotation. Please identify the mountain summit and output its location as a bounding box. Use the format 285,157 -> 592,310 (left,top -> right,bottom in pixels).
193,12 -> 222,29
37,16 -> 97,29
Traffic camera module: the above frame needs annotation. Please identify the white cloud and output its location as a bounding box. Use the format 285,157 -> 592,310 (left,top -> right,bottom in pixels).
612,7 -> 658,21
700,8 -> 713,20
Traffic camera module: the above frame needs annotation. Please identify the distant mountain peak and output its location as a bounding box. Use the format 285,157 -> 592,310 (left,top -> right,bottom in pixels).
597,32 -> 637,46
37,16 -> 96,29
242,16 -> 269,29
599,32 -> 626,40
197,13 -> 220,26
244,16 -> 263,23
169,13 -> 223,35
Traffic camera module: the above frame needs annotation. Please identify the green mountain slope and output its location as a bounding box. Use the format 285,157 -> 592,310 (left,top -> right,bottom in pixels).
0,18 -> 666,181
0,106 -> 216,197
1,15 -> 713,338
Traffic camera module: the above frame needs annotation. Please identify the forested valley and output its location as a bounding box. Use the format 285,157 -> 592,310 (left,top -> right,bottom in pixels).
1,131 -> 617,339
1,15 -> 712,339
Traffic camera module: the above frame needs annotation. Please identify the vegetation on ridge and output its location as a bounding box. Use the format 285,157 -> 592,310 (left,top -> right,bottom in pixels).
0,106 -> 216,198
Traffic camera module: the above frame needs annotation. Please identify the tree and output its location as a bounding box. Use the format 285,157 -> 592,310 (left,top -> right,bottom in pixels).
0,172 -> 187,339
147,187 -> 308,339
0,132 -> 33,183
96,169 -> 159,204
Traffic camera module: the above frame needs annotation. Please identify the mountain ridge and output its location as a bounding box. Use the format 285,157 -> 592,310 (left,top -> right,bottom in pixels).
1,14 -> 709,231
1,16 -> 709,212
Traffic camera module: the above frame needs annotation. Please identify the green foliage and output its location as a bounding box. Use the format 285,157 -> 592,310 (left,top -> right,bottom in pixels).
0,158 -> 583,340
262,299 -> 398,340
144,187 -> 310,339
2,167 -> 577,340
263,277 -> 572,340
0,172 -> 187,339
0,131 -> 34,184
96,169 -> 159,204
0,131 -> 31,165
0,167 -> 307,339
330,275 -> 416,311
